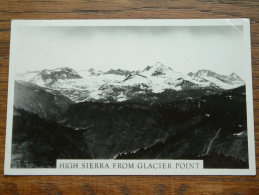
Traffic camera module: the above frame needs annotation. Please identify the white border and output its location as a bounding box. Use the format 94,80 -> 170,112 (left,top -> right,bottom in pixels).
4,19 -> 256,175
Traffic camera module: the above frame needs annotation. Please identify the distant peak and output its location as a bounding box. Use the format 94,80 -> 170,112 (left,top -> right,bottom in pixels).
57,67 -> 73,71
230,72 -> 239,77
42,67 -> 78,74
104,68 -> 131,76
143,62 -> 173,72
154,62 -> 164,67
189,69 -> 244,86
88,68 -> 103,76
197,69 -> 213,73
143,65 -> 152,71
154,62 -> 172,69
229,73 -> 244,82
192,69 -> 217,77
88,68 -> 95,72
37,67 -> 82,83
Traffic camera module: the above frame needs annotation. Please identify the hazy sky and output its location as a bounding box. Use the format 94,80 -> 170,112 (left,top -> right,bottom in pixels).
12,25 -> 247,79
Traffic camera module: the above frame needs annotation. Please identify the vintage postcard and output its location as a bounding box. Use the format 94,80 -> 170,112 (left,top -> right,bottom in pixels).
4,19 -> 256,175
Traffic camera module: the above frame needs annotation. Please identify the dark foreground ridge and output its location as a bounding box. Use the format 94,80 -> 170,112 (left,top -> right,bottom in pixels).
11,109 -> 91,168
11,86 -> 248,168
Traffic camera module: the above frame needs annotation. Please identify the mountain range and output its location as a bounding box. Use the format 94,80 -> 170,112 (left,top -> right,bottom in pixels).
16,62 -> 244,103
12,62 -> 248,169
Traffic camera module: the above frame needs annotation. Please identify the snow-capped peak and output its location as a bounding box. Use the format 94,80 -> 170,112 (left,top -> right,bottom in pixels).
188,69 -> 244,89
229,73 -> 243,82
189,69 -> 219,78
141,62 -> 176,77
153,61 -> 172,70
30,67 -> 82,86
41,67 -> 81,79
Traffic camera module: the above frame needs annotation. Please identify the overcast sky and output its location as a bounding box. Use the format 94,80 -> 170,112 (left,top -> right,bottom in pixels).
12,25 -> 246,79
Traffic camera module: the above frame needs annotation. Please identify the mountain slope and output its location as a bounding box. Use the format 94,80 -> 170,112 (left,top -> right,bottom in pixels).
11,108 -> 91,168
114,86 -> 248,168
14,81 -> 72,120
57,86 -> 248,168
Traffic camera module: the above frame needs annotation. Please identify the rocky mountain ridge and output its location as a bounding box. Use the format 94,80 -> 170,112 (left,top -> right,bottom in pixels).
16,62 -> 245,103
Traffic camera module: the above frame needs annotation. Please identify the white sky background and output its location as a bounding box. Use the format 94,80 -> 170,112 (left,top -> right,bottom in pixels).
12,25 -> 247,79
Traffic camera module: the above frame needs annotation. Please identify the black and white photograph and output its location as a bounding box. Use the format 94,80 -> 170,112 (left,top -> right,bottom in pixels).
4,19 -> 256,175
